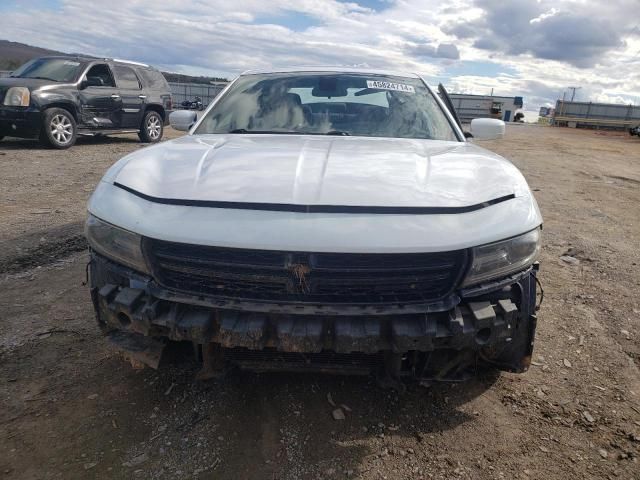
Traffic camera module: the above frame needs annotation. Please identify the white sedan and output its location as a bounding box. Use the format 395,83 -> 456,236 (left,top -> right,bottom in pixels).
85,67 -> 542,389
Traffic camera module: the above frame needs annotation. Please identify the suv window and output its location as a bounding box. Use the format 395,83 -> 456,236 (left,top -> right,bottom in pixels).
113,65 -> 141,90
139,69 -> 169,90
84,64 -> 115,87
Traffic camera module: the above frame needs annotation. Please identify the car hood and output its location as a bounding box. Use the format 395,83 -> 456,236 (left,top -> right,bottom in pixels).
110,134 -> 532,208
0,77 -> 58,90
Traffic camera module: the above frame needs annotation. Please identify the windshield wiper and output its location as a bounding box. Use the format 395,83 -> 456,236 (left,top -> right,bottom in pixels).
325,130 -> 350,136
227,129 -> 301,134
25,76 -> 59,82
226,129 -> 351,136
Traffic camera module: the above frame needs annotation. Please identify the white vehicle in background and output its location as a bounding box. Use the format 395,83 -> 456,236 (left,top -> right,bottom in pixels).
85,67 -> 542,389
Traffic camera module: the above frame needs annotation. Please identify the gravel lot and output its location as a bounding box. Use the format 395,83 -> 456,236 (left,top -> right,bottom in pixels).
1,125 -> 639,479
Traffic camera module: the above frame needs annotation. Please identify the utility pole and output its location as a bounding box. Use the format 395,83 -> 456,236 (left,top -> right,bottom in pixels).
568,86 -> 581,102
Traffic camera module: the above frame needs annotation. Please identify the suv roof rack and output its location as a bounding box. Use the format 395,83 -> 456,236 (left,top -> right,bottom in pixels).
105,58 -> 150,67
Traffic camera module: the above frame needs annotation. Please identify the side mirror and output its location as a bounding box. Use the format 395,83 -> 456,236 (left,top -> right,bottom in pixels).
469,118 -> 505,140
169,110 -> 198,131
81,76 -> 104,89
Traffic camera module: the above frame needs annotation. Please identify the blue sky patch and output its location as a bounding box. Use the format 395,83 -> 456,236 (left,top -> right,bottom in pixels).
254,11 -> 320,32
0,0 -> 61,11
341,0 -> 394,12
443,61 -> 518,78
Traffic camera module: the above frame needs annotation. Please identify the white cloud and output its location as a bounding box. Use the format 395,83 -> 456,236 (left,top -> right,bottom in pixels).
1,0 -> 638,118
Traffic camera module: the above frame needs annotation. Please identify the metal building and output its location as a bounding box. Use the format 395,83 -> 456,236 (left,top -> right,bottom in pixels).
448,94 -> 524,122
553,100 -> 640,130
169,81 -> 228,108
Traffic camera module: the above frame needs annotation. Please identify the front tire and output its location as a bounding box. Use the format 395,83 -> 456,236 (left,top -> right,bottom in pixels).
40,108 -> 77,149
138,111 -> 163,143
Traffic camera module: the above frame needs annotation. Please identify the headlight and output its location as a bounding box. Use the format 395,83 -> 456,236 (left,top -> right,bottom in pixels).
85,214 -> 149,273
462,228 -> 541,287
3,87 -> 30,106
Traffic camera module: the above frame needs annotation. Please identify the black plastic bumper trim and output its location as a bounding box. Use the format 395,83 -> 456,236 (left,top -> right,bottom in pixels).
95,284 -> 522,354
114,182 -> 515,215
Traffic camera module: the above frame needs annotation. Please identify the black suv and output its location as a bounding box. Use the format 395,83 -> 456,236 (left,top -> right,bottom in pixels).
0,56 -> 172,149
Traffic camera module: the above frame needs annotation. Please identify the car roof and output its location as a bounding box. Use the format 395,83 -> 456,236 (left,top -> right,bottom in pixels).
37,55 -> 152,69
39,55 -> 95,62
240,66 -> 421,79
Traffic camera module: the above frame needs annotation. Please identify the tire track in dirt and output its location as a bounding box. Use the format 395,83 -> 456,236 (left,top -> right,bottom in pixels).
0,221 -> 86,274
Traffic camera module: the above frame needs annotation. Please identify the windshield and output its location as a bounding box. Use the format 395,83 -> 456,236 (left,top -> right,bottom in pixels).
195,73 -> 459,141
10,58 -> 84,82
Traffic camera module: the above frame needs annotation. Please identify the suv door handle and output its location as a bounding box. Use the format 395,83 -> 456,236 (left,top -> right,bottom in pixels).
111,94 -> 120,99
138,95 -> 147,99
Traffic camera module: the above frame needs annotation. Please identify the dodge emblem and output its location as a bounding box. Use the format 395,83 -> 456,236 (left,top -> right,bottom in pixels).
288,263 -> 311,294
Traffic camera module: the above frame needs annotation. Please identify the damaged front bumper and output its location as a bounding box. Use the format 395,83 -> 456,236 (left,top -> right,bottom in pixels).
89,252 -> 538,381
0,106 -> 42,139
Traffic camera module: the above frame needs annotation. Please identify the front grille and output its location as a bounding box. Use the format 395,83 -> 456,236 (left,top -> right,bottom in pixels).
144,238 -> 467,305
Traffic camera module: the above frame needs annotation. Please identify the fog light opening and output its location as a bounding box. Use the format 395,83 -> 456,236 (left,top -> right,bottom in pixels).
117,312 -> 131,327
475,328 -> 491,345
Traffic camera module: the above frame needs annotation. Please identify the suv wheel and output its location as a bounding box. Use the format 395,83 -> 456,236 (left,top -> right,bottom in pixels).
41,108 -> 77,149
139,111 -> 163,143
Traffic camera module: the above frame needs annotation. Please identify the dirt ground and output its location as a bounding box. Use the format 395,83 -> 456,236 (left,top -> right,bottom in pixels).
1,125 -> 639,480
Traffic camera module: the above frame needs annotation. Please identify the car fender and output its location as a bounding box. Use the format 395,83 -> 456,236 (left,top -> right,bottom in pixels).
31,89 -> 80,119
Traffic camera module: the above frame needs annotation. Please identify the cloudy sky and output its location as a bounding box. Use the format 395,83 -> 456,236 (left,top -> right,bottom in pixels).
2,0 -> 639,118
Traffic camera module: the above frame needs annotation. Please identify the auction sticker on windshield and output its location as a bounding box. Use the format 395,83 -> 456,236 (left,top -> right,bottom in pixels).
366,80 -> 415,93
